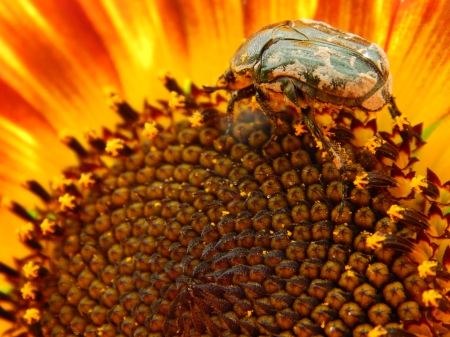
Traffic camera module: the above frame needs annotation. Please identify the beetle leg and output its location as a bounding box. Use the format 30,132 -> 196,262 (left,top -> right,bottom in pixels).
389,97 -> 423,143
301,107 -> 349,214
228,85 -> 257,117
281,78 -> 300,105
301,107 -> 349,170
255,90 -> 279,145
225,84 -> 256,136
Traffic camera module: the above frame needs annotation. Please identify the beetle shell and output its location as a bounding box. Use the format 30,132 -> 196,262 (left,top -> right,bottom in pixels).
230,19 -> 392,111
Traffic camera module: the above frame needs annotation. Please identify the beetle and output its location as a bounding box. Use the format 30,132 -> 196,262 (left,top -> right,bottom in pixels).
204,18 -> 394,118
203,19 -> 409,169
203,19 -> 411,215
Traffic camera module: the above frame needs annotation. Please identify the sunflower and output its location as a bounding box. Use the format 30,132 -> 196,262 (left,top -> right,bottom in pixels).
1,1 -> 450,336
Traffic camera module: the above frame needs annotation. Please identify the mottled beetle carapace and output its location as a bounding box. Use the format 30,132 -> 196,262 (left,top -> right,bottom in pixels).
207,19 -> 394,109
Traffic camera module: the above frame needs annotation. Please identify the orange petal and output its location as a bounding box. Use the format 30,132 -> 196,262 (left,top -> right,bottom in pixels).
0,1 -> 127,252
387,0 -> 450,128
0,79 -> 75,196
415,116 -> 450,182
77,0 -> 177,106
313,0 -> 399,46
0,211 -> 30,267
242,0 -> 317,35
77,0 -> 247,101
0,0 -> 122,133
0,80 -> 71,274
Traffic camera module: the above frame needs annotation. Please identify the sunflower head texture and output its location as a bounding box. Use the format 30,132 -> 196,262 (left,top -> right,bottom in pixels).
1,12 -> 450,337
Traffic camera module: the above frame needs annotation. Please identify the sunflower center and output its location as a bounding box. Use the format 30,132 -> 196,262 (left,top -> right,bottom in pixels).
2,79 -> 445,337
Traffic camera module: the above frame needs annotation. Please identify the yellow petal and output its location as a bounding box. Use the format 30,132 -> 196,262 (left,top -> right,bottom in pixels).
241,0 -> 317,34
0,0 -> 122,141
313,0 -> 398,45
416,116 -> 450,182
387,1 -> 450,128
0,81 -> 76,211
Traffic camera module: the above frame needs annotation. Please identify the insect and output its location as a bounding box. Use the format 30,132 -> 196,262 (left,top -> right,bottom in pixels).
204,19 -> 405,209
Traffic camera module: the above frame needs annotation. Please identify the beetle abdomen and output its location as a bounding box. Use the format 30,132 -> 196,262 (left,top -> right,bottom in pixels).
258,39 -> 388,109
229,19 -> 393,111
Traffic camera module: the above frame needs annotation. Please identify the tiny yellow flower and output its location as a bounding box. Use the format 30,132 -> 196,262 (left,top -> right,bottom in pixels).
418,260 -> 438,278
366,232 -> 386,249
142,121 -> 159,139
58,193 -> 76,211
354,171 -> 369,189
387,205 -> 405,222
40,218 -> 56,235
422,289 -> 442,307
23,262 -> 40,279
78,172 -> 96,188
364,136 -> 384,154
23,308 -> 40,325
105,138 -> 125,156
410,174 -> 428,193
51,175 -> 72,191
393,115 -> 410,131
21,282 -> 37,300
16,222 -> 34,241
189,111 -> 204,127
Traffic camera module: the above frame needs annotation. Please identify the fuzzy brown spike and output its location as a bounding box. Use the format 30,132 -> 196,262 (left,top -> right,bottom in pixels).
105,138 -> 134,156
159,72 -> 185,95
330,126 -> 356,141
84,129 -> 107,151
391,207 -> 431,230
0,306 -> 16,322
23,180 -> 51,203
376,141 -> 400,161
22,238 -> 43,251
1,198 -> 35,222
366,172 -> 397,188
114,101 -> 140,122
0,262 -> 20,278
59,133 -> 88,157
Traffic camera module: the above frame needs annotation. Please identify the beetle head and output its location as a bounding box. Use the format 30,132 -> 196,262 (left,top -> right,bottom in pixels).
203,68 -> 236,93
217,68 -> 236,88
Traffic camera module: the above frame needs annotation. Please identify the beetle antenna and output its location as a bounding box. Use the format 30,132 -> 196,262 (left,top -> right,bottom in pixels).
203,69 -> 235,94
202,85 -> 219,93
